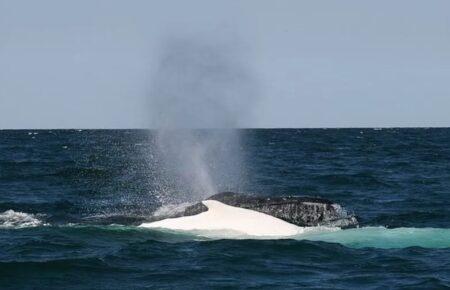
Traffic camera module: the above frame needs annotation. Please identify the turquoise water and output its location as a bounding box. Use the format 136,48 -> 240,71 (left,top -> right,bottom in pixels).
302,227 -> 450,249
0,129 -> 449,289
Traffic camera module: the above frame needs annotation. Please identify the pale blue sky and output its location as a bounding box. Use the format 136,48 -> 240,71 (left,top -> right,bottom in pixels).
1,0 -> 449,128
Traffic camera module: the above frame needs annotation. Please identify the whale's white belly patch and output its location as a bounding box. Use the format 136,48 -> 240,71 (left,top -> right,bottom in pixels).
139,200 -> 304,236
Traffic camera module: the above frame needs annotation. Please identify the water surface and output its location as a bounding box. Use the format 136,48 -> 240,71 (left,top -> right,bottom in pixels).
0,129 -> 449,289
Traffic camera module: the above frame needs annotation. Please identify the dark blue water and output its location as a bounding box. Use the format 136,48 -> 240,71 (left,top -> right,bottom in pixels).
1,129 -> 449,289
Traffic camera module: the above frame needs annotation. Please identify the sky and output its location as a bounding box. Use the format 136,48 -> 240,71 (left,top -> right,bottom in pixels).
0,0 -> 449,128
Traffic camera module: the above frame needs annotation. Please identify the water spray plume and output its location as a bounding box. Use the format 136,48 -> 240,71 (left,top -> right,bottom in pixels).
148,36 -> 257,204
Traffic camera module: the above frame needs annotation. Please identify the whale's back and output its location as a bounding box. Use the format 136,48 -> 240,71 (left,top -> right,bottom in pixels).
149,192 -> 358,228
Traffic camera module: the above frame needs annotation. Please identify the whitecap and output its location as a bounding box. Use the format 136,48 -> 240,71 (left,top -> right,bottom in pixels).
0,210 -> 45,229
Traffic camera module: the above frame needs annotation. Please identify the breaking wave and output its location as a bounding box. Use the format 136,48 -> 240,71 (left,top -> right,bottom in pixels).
0,210 -> 45,229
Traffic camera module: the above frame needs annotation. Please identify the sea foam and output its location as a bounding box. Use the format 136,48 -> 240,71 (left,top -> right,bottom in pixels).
0,210 -> 44,229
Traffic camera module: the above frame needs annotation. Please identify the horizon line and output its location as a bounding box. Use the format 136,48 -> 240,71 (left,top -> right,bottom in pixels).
1,126 -> 450,130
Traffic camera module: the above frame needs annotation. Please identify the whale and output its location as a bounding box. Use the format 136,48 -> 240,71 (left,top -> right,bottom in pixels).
139,192 -> 358,234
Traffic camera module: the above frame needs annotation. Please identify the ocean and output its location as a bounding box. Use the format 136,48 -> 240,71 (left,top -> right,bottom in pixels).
0,129 -> 449,289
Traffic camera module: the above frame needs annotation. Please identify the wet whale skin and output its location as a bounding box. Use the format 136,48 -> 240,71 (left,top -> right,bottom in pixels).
154,192 -> 358,228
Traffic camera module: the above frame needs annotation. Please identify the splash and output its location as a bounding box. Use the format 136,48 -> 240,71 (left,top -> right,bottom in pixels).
0,210 -> 44,229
